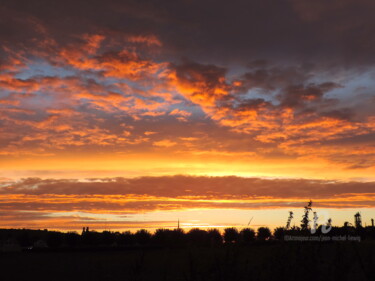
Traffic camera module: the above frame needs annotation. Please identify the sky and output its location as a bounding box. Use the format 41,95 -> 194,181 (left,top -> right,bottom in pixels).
0,0 -> 375,232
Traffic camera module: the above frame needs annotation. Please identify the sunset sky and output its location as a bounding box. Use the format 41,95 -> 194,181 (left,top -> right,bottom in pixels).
1,0 -> 375,231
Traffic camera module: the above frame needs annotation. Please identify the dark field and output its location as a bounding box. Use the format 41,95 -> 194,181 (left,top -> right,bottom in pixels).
1,242 -> 375,281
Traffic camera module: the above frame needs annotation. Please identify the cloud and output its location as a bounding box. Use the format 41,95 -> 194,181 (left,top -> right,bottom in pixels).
169,61 -> 230,110
2,0 -> 375,65
153,139 -> 177,148
278,82 -> 342,108
0,0 -> 375,174
0,175 -> 375,231
127,35 -> 162,46
1,175 -> 375,230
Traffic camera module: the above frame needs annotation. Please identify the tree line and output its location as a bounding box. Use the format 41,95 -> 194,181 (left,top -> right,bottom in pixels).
1,201 -> 375,250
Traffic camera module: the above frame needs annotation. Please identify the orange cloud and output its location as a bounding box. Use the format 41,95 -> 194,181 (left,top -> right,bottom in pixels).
169,62 -> 231,111
153,139 -> 177,147
56,34 -> 167,80
127,34 -> 162,46
0,176 -> 374,231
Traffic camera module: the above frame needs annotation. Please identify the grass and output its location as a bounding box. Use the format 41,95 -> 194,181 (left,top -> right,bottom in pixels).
1,241 -> 375,281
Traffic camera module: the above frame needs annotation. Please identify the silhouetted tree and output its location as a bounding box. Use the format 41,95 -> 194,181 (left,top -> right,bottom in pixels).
5,206 -> 375,252
286,211 -> 293,230
207,228 -> 222,247
311,212 -> 319,234
240,228 -> 255,243
224,227 -> 239,243
134,229 -> 151,245
273,227 -> 285,240
187,228 -> 208,247
153,228 -> 185,247
100,231 -> 115,245
354,212 -> 362,229
18,230 -> 31,247
257,227 -> 271,240
171,228 -> 186,247
65,231 -> 80,247
46,231 -> 63,248
153,228 -> 171,246
321,218 -> 332,234
118,231 -> 134,246
301,200 -> 313,231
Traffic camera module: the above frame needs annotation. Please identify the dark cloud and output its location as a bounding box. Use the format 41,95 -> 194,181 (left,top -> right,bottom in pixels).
279,82 -> 342,108
1,0 -> 375,66
321,109 -> 355,121
2,176 -> 375,199
172,62 -> 228,91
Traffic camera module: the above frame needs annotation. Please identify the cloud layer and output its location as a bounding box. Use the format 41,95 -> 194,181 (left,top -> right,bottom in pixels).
0,176 -> 375,229
1,1 -> 375,173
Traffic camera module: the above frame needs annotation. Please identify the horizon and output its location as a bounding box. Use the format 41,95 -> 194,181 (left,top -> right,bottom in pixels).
2,176 -> 375,231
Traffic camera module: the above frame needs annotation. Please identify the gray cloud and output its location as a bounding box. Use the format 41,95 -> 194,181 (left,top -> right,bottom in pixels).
2,176 -> 375,199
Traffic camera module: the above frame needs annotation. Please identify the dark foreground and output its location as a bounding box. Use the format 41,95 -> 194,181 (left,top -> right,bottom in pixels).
1,242 -> 375,281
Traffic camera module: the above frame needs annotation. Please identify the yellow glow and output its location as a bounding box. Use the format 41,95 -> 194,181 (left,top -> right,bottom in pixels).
2,152 -> 375,181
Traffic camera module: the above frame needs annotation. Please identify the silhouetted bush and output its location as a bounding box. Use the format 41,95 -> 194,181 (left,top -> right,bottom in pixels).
65,231 -> 80,247
273,227 -> 285,240
46,231 -> 63,248
100,231 -> 115,245
18,230 -> 32,247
